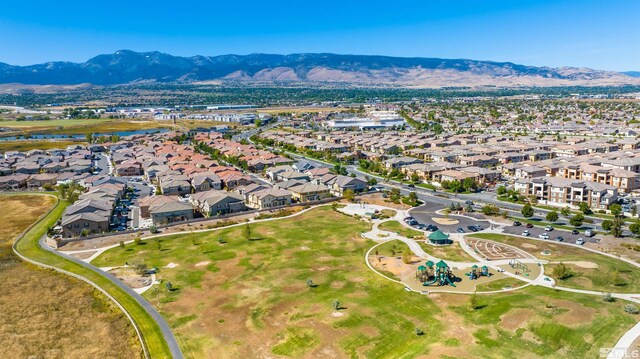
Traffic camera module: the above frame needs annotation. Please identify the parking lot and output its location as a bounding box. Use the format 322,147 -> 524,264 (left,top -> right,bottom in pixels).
409,201 -> 490,234
502,222 -> 599,245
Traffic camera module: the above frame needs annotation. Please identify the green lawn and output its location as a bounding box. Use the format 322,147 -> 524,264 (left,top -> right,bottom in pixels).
378,220 -> 423,238
93,207 -> 639,358
417,241 -> 476,262
471,233 -> 640,293
12,195 -> 172,359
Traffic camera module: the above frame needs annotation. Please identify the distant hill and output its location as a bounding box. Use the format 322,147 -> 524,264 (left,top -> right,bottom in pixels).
0,50 -> 638,88
623,71 -> 640,78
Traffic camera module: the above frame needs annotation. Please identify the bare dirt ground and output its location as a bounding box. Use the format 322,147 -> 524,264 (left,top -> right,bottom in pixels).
355,193 -> 410,210
0,194 -> 141,358
108,267 -> 152,289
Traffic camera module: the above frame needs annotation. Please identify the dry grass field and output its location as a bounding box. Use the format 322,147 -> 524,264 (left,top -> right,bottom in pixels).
0,194 -> 142,358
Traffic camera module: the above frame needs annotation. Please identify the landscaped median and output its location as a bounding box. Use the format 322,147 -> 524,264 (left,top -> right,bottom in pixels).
12,195 -> 174,359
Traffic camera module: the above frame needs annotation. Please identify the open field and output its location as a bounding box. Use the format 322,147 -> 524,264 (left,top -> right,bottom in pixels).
0,118 -> 172,135
12,195 -> 170,358
471,233 -> 640,293
94,206 -> 639,358
378,220 -> 423,238
0,140 -> 86,152
0,194 -> 142,358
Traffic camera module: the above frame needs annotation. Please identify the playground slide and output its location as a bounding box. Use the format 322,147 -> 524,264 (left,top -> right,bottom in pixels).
444,276 -> 457,287
422,278 -> 438,286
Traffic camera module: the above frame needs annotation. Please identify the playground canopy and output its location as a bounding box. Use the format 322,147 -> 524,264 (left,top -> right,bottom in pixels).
428,230 -> 450,245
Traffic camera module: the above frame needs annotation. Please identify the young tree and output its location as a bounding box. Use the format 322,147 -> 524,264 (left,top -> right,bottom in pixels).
332,299 -> 341,311
579,202 -> 592,215
545,211 -> 559,223
521,203 -> 534,218
468,293 -> 480,310
165,281 -> 173,291
569,213 -> 584,227
561,207 -> 571,217
553,263 -> 573,280
496,185 -> 507,196
119,241 -> 125,249
411,173 -> 420,183
343,189 -> 355,202
402,250 -> 412,264
306,278 -> 315,288
629,222 -> 640,236
243,224 -> 252,241
602,219 -> 613,231
611,217 -> 625,237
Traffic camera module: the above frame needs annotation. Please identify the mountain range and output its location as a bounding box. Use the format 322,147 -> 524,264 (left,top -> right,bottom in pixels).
0,50 -> 638,88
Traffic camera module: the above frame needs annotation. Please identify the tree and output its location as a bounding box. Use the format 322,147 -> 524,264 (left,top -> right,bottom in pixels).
481,204 -> 500,216
343,189 -> 355,202
553,263 -> 573,280
402,192 -> 419,206
579,202 -> 592,215
465,203 -> 474,213
610,204 -> 623,217
447,181 -> 462,193
603,293 -> 616,302
119,241 -> 125,249
545,211 -> 559,223
165,281 -> 173,291
306,278 -> 315,288
332,299 -> 341,310
468,293 -> 481,310
611,217 -> 625,237
496,185 -> 507,196
629,222 -> 640,236
521,203 -> 534,218
561,207 -> 571,217
366,177 -> 377,186
570,213 -> 584,227
410,173 -> 420,183
243,224 -> 252,241
602,219 -> 613,231
462,178 -> 477,192
402,250 -> 412,264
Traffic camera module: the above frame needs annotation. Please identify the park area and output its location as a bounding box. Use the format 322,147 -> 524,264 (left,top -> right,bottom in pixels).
472,233 -> 640,294
0,194 -> 141,358
92,205 -> 640,358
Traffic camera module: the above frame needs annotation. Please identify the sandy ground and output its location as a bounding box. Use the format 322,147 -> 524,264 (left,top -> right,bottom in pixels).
107,267 -> 152,289
354,193 -> 410,210
563,261 -> 599,269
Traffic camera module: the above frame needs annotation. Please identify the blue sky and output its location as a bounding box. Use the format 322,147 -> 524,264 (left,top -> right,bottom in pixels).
0,0 -> 638,70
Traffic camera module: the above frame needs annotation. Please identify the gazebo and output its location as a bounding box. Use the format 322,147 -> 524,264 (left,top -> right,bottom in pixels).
428,230 -> 450,245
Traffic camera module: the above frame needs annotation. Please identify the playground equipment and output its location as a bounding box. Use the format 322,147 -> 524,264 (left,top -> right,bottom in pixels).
466,264 -> 492,280
509,259 -> 530,275
418,260 -> 457,287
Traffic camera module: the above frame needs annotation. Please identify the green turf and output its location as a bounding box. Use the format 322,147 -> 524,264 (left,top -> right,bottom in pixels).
471,233 -> 640,293
378,220 -> 423,238
93,206 -> 639,358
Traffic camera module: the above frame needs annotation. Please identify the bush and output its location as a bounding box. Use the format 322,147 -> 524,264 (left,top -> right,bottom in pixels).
603,293 -> 616,302
552,263 -> 573,280
624,304 -> 640,314
149,225 -> 159,234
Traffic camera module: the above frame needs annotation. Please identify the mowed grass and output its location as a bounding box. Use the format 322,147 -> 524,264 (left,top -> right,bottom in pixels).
94,206 -> 639,359
378,220 -> 423,238
471,233 -> 640,293
0,140 -> 86,153
418,241 -> 476,262
0,194 -> 142,358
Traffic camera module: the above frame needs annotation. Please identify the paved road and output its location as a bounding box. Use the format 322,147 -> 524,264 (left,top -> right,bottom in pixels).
409,201 -> 490,233
39,236 -> 184,359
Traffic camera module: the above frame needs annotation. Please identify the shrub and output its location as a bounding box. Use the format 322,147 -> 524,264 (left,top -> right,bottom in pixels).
624,304 -> 640,314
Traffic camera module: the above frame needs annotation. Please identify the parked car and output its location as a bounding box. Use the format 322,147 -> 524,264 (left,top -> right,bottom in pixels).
585,229 -> 595,237
456,227 -> 465,233
539,233 -> 550,240
526,223 -> 534,228
407,184 -> 415,188
467,225 -> 478,232
426,224 -> 439,231
465,200 -> 474,205
576,238 -> 585,245
522,230 -> 530,236
571,229 -> 579,235
513,221 -> 522,226
544,225 -> 554,232
555,236 -> 564,242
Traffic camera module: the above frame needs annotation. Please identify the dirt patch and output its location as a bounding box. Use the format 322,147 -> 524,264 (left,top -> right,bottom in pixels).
165,262 -> 179,269
550,299 -> 597,326
108,267 -> 152,289
521,243 -> 538,249
195,261 -> 210,267
500,308 -> 534,331
370,255 -> 418,278
565,261 -> 599,269
331,312 -> 344,318
69,250 -> 96,260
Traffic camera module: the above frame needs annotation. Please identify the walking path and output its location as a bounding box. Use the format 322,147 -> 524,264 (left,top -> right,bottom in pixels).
339,202 -> 640,358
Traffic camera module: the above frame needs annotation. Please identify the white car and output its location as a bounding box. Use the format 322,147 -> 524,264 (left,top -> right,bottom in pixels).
576,238 -> 585,245
522,230 -> 530,236
544,226 -> 554,232
539,233 -> 550,240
